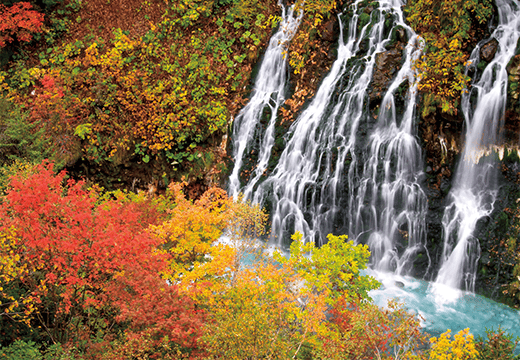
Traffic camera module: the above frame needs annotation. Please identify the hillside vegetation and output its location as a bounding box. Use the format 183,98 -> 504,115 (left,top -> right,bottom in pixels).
1,0 -> 520,358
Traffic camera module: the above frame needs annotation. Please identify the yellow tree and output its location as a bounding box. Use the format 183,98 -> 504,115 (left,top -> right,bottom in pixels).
197,233 -> 381,359
429,328 -> 479,360
406,0 -> 493,116
150,184 -> 268,296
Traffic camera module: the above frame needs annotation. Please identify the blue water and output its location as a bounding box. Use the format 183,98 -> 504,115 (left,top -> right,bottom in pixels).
369,270 -> 520,345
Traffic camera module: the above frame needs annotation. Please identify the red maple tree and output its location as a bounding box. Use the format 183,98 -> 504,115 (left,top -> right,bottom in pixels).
0,2 -> 44,47
0,162 -> 205,356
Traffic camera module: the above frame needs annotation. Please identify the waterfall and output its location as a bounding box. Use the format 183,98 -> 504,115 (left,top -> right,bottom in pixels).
229,0 -> 428,277
434,0 -> 520,295
228,3 -> 302,199
350,32 -> 428,276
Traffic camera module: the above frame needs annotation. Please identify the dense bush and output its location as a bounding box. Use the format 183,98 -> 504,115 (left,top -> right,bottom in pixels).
0,162 -> 205,356
476,327 -> 520,360
406,0 -> 493,116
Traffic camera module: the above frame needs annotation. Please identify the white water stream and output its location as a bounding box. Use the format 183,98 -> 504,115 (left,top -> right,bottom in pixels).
434,0 -> 520,297
350,24 -> 427,276
238,0 -> 429,278
228,3 -> 302,199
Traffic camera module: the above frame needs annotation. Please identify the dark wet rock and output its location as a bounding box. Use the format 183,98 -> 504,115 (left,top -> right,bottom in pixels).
475,158 -> 520,302
395,281 -> 405,288
375,48 -> 402,75
481,38 -> 499,62
505,55 -> 520,143
440,176 -> 451,194
396,26 -> 407,43
323,19 -> 336,43
412,247 -> 433,279
419,110 -> 462,193
507,54 -> 520,74
368,46 -> 403,102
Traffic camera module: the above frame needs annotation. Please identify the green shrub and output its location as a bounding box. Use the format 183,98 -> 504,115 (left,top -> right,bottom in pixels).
476,327 -> 520,360
0,99 -> 52,167
0,340 -> 42,360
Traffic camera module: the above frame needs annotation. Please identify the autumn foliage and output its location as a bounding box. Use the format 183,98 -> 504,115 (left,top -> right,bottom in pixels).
323,299 -> 428,359
0,161 -> 272,358
194,233 -> 382,358
0,162 -> 204,356
406,0 -> 493,116
1,161 -> 516,359
0,2 -> 44,48
1,0 -> 280,176
429,328 -> 479,360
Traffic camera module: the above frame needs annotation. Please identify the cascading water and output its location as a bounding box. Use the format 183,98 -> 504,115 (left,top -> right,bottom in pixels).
234,0 -> 428,276
228,3 -> 302,200
434,0 -> 520,297
350,31 -> 428,276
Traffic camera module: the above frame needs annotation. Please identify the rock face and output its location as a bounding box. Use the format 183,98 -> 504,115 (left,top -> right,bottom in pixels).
506,54 -> 520,144
369,46 -> 403,102
322,19 -> 336,42
481,38 -> 499,62
469,155 -> 520,302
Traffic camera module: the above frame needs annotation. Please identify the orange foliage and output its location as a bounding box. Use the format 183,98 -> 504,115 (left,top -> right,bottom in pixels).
0,2 -> 44,47
0,162 -> 204,353
323,299 -> 428,359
